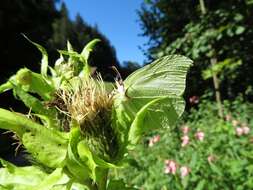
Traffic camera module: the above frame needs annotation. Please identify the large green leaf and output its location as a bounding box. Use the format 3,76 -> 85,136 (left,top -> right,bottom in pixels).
0,159 -> 46,190
65,127 -> 110,189
77,140 -> 119,183
0,108 -> 68,168
65,127 -> 90,182
107,179 -> 137,190
13,86 -> 57,118
16,68 -> 54,100
33,168 -> 69,190
0,160 -> 74,190
22,131 -> 68,168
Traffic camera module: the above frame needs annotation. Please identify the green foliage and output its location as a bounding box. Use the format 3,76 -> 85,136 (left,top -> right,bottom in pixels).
202,58 -> 242,80
138,0 -> 253,99
0,39 -> 191,189
117,97 -> 253,189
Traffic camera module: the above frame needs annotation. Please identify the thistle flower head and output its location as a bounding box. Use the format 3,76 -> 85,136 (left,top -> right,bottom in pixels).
55,75 -> 118,161
59,76 -> 113,126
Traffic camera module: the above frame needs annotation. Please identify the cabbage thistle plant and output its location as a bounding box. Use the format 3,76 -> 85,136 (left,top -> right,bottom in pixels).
0,38 -> 192,190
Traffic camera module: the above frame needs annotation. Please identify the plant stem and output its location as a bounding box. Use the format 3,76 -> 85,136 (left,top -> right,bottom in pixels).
97,169 -> 108,190
86,169 -> 108,190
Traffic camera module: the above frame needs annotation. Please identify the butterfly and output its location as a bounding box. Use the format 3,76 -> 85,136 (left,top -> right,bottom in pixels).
113,55 -> 192,146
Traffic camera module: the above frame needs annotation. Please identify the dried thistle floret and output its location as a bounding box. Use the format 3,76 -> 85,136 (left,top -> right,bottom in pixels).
55,76 -> 118,160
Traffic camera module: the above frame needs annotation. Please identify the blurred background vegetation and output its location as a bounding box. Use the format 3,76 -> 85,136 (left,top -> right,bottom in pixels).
1,0 -> 253,188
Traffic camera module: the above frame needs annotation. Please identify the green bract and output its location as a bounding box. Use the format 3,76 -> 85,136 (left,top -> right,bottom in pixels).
0,37 -> 192,190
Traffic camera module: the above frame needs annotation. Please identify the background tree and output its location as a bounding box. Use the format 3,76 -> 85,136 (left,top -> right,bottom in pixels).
49,4 -> 119,81
138,0 -> 253,105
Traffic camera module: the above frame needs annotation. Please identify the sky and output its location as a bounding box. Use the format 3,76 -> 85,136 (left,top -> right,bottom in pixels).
59,0 -> 147,65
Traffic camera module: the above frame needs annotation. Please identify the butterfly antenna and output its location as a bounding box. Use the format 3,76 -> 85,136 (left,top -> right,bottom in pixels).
111,66 -> 123,85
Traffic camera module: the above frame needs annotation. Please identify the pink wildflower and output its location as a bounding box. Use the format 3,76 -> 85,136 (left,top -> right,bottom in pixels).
148,135 -> 161,147
236,127 -> 243,136
180,166 -> 190,178
242,126 -> 250,135
181,135 -> 190,147
181,125 -> 190,134
189,96 -> 199,105
164,160 -> 177,174
153,135 -> 161,143
195,131 -> 205,141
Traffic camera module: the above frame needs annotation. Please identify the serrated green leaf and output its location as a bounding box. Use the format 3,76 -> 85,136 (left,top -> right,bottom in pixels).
22,130 -> 68,169
65,127 -> 90,182
81,39 -> 101,76
34,114 -> 59,130
13,85 -> 57,118
57,50 -> 83,59
23,35 -> 48,77
81,39 -> 101,61
67,41 -> 74,51
0,159 -> 47,189
34,168 -> 69,190
0,108 -> 68,168
77,140 -> 103,182
0,108 -> 37,135
16,68 -> 55,100
0,160 -> 73,190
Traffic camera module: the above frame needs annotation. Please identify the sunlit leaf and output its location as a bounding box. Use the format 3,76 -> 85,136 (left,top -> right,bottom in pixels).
22,34 -> 49,77
16,68 -> 54,100
0,81 -> 12,94
81,39 -> 101,61
0,159 -> 47,189
0,108 -> 68,168
107,179 -> 137,190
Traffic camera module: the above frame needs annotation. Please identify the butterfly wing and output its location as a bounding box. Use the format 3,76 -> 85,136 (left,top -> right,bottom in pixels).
113,55 -> 192,147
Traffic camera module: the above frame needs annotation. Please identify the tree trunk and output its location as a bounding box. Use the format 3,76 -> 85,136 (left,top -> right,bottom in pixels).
211,57 -> 223,118
199,0 -> 223,118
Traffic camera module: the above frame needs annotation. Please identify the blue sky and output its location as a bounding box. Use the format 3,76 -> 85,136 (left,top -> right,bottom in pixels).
59,0 -> 147,65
